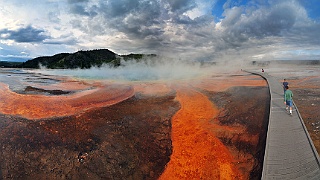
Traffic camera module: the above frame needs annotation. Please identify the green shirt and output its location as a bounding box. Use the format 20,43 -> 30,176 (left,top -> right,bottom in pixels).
284,89 -> 293,101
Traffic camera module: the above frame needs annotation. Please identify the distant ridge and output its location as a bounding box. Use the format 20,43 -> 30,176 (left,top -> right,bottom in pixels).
19,49 -> 156,69
0,61 -> 23,68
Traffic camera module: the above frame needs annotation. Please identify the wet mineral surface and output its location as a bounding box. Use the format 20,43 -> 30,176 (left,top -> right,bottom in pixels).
0,69 -> 269,179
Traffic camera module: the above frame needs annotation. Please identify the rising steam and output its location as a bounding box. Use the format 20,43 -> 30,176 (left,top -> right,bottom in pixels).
30,57 -> 219,81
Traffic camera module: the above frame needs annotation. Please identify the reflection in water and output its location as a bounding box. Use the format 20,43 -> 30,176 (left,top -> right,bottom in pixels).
0,69 -> 59,94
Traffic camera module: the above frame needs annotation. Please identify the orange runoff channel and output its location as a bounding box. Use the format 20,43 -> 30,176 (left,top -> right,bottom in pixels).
160,85 -> 242,179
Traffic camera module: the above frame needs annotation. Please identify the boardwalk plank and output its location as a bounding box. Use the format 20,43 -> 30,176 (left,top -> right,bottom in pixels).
246,71 -> 320,180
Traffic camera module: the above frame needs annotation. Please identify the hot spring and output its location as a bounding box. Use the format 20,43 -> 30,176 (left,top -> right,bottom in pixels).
0,62 -> 269,179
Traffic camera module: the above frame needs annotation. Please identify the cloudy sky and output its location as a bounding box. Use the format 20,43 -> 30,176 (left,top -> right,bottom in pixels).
0,0 -> 320,62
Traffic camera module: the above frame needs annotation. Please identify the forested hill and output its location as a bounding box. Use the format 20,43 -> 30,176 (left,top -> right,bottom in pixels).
20,49 -> 156,69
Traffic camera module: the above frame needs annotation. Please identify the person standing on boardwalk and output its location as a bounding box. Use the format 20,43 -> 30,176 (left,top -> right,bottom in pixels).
284,85 -> 293,115
283,79 -> 288,93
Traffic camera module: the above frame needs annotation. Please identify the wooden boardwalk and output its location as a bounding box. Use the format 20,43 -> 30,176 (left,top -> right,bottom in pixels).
249,71 -> 320,180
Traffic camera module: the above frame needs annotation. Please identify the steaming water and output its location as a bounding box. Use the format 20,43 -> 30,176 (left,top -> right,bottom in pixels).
29,60 -> 212,81
31,64 -> 320,83
0,69 -> 59,93
261,66 -> 320,79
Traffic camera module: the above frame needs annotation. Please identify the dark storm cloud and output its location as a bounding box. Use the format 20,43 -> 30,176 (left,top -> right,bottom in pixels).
167,0 -> 196,12
69,4 -> 98,17
103,0 -> 141,17
67,0 -> 89,3
66,0 -> 170,49
67,0 -> 98,17
68,0 -> 204,38
100,0 -> 164,38
220,2 -> 297,48
0,25 -> 49,43
43,37 -> 78,45
285,23 -> 320,47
